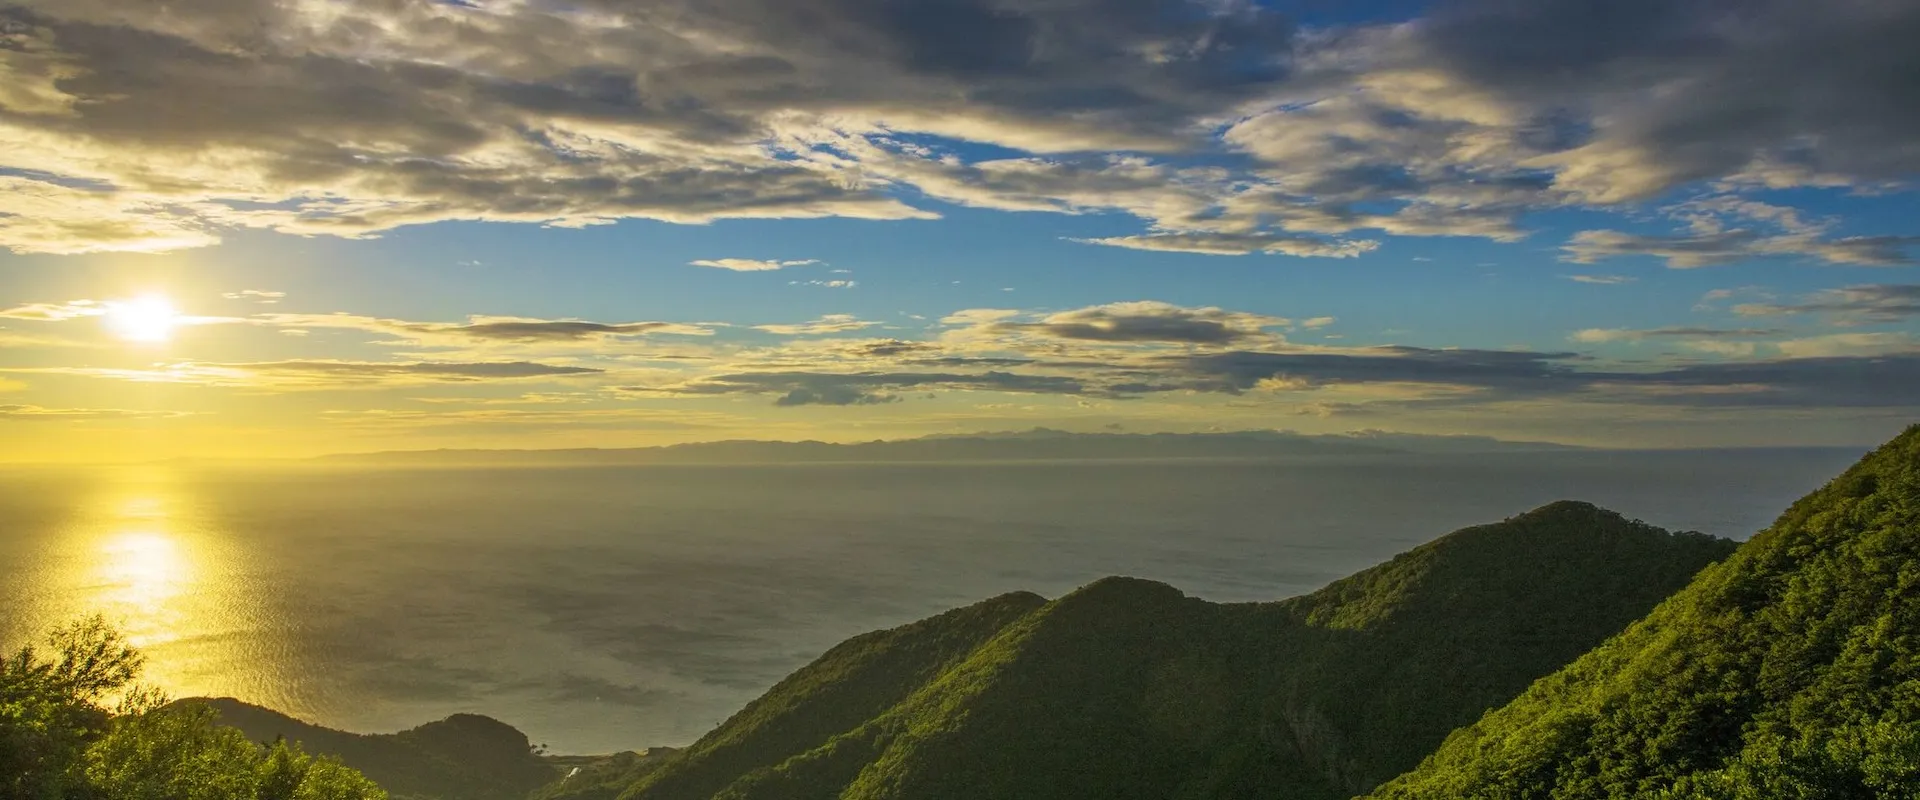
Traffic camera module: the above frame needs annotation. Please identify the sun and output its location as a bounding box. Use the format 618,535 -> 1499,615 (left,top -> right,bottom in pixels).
104,295 -> 182,343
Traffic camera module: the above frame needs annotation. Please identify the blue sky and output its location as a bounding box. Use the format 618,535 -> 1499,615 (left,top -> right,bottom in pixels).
0,0 -> 1916,460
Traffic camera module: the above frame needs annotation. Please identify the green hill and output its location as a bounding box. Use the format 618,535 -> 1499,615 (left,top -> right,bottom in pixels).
572,501 -> 1734,800
1367,425 -> 1920,799
180,697 -> 558,800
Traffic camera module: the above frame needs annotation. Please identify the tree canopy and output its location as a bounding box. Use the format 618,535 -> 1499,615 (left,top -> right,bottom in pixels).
0,617 -> 387,800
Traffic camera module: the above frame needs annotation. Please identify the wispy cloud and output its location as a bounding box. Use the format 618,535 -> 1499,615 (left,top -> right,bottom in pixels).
0,404 -> 194,420
1570,327 -> 1785,343
1074,233 -> 1378,258
222,290 -> 286,304
690,259 -> 822,272
1731,284 -> 1920,324
753,315 -> 881,336
16,360 -> 603,390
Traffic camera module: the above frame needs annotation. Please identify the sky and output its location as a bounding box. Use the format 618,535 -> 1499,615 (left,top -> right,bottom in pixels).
0,0 -> 1916,462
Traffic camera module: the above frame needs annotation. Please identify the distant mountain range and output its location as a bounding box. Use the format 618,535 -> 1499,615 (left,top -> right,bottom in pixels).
310,428 -> 1581,467
195,426 -> 1920,800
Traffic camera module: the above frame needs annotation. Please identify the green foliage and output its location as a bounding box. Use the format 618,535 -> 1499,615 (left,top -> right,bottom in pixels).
0,619 -> 386,800
1369,425 -> 1920,800
1,616 -> 142,799
582,500 -> 1733,800
180,699 -> 556,800
593,591 -> 1048,800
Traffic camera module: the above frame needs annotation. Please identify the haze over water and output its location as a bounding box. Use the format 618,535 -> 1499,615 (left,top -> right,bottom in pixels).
0,450 -> 1863,753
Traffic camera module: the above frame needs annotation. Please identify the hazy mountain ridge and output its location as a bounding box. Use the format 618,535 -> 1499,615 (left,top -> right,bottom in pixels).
573,502 -> 1736,800
305,429 -> 1581,467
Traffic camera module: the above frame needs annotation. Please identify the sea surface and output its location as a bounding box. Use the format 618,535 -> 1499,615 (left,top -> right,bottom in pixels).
0,450 -> 1864,753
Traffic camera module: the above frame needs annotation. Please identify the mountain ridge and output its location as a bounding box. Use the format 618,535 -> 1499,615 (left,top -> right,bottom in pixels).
568,499 -> 1738,800
1365,424 -> 1920,798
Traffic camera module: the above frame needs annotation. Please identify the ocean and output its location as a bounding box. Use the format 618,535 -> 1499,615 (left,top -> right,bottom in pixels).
0,449 -> 1863,753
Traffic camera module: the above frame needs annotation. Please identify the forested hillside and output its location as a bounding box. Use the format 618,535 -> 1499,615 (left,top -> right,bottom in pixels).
180,698 -> 558,800
556,502 -> 1734,800
1369,426 -> 1920,799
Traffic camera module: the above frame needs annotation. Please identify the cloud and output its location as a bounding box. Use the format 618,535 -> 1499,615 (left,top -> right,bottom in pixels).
1075,233 -> 1379,258
1772,333 -> 1918,359
1570,327 -> 1785,344
1731,285 -> 1920,324
0,0 -> 1292,252
1419,0 -> 1920,201
223,290 -> 285,303
0,300 -> 105,321
790,280 -> 858,288
637,370 -> 1085,407
0,0 -> 1913,262
1172,347 -> 1585,396
0,404 -> 192,420
1300,317 -> 1337,330
257,313 -> 711,343
1565,275 -> 1636,285
0,176 -> 218,255
982,301 -> 1286,346
690,259 -> 821,272
753,315 -> 881,335
21,360 -> 602,389
1563,229 -> 1920,269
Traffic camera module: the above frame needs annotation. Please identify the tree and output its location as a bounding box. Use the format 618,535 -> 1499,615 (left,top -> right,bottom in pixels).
0,618 -> 388,800
1,616 -> 142,799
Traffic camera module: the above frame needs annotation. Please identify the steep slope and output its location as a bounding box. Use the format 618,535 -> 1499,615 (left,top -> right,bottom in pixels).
1369,426 -> 1920,799
592,591 -> 1047,800
1266,501 -> 1737,794
182,698 -> 556,800
605,502 -> 1734,800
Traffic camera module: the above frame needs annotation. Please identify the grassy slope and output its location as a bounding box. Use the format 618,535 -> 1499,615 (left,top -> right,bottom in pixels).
601,501 -> 1734,800
592,591 -> 1047,800
1369,425 -> 1920,799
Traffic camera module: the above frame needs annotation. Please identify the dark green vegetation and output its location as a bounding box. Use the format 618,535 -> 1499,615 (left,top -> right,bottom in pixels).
571,502 -> 1734,800
0,618 -> 384,800
1369,426 -> 1920,799
178,698 -> 557,800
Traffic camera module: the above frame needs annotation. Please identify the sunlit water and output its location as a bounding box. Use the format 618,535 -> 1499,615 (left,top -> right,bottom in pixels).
0,450 -> 1863,753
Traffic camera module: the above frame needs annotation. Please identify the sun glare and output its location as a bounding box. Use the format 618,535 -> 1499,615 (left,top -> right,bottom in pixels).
105,295 -> 181,343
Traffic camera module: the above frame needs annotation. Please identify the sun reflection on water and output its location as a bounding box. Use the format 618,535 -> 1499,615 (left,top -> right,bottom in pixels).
62,475 -> 227,662
98,530 -> 190,611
